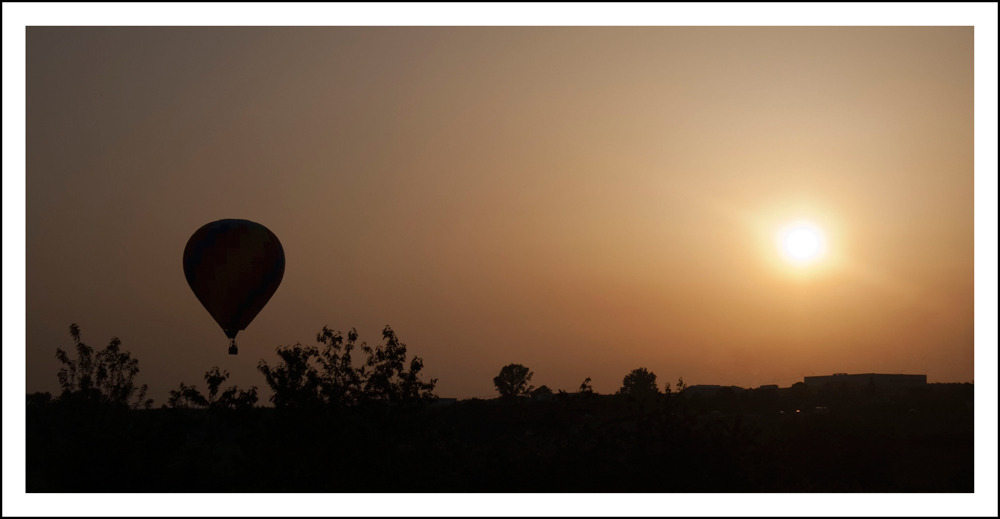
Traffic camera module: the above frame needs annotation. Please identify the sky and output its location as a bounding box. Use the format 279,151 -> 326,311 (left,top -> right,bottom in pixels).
25,26 -> 974,401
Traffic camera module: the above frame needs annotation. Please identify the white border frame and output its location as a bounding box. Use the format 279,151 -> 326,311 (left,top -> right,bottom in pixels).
3,3 -> 997,517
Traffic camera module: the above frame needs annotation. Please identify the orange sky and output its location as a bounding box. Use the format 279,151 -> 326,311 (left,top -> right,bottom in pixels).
26,27 -> 973,400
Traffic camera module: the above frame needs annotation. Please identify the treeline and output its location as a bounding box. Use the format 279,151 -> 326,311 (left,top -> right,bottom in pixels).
26,324 -> 974,492
34,324 -> 682,410
33,323 -> 438,411
492,364 -> 677,400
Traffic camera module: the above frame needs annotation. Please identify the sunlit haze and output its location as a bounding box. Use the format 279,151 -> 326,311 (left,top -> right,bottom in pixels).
25,27 -> 974,401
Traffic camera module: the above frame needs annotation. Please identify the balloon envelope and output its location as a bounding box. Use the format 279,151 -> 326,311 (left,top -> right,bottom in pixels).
183,219 -> 285,342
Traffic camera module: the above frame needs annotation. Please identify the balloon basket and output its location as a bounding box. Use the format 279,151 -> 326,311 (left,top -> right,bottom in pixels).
228,338 -> 238,355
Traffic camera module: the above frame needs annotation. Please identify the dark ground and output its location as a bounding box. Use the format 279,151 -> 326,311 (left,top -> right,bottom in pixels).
26,383 -> 973,492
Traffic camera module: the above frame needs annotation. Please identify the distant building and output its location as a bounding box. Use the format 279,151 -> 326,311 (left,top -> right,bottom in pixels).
683,385 -> 746,397
757,384 -> 779,390
803,373 -> 926,390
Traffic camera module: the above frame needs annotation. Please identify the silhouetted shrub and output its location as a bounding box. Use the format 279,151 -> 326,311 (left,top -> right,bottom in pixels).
578,376 -> 595,394
315,326 -> 364,406
532,385 -> 553,396
166,382 -> 208,408
258,325 -> 436,408
54,323 -> 152,409
360,326 -> 438,405
167,367 -> 258,409
493,363 -> 534,398
619,367 -> 659,396
209,371 -> 259,410
257,343 -> 323,408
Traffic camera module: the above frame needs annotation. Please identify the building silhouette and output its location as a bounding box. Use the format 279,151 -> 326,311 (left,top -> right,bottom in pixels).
682,385 -> 746,397
803,373 -> 926,390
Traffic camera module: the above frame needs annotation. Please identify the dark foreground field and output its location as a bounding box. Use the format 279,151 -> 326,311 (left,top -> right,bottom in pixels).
27,383 -> 973,492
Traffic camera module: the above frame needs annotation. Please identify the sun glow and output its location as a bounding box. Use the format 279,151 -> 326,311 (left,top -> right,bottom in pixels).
786,228 -> 820,259
779,222 -> 826,264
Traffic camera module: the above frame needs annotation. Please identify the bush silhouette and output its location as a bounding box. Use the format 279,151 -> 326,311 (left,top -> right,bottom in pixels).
258,325 -> 437,407
493,363 -> 534,398
166,367 -> 258,409
166,382 -> 208,408
532,385 -> 553,396
579,376 -> 595,394
257,343 -> 324,408
54,323 -> 152,409
360,326 -> 438,404
315,326 -> 364,406
619,368 -> 659,396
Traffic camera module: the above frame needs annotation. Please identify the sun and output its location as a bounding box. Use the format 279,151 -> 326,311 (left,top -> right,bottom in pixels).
779,222 -> 826,264
786,228 -> 820,259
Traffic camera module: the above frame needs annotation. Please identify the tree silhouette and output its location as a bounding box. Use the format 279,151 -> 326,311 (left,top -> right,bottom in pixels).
493,363 -> 534,398
204,366 -> 228,400
532,385 -> 553,397
166,382 -> 208,408
204,366 -> 258,409
315,326 -> 364,406
258,325 -> 436,407
55,323 -> 152,409
257,343 -> 323,408
579,377 -> 595,394
360,326 -> 438,405
215,384 -> 259,409
619,367 -> 659,396
165,367 -> 258,409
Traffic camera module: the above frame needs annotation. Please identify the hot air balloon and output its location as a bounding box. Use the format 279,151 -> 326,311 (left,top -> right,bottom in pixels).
183,219 -> 285,354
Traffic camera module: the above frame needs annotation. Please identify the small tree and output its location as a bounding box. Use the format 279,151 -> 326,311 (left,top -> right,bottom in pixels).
360,326 -> 438,405
578,377 -> 594,394
619,368 -> 659,396
166,367 -> 258,409
494,363 -> 534,398
257,344 -> 323,408
258,325 -> 437,408
315,326 -> 364,406
167,382 -> 208,409
204,366 -> 258,409
55,323 -> 152,409
532,385 -> 553,397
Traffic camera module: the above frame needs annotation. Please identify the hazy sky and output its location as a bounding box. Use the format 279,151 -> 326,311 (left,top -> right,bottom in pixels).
26,27 -> 973,400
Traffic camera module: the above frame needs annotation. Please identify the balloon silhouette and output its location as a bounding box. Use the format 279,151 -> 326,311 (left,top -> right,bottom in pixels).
183,219 -> 285,355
